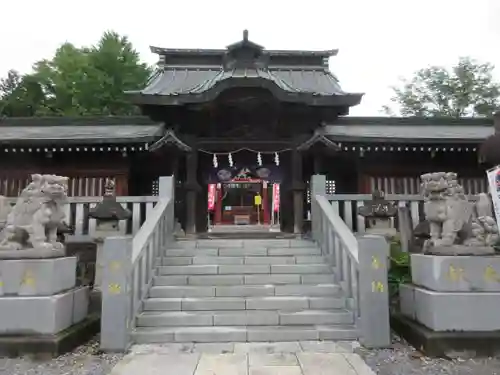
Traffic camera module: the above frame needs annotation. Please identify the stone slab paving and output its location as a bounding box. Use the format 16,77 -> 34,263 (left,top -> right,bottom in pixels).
109,341 -> 375,375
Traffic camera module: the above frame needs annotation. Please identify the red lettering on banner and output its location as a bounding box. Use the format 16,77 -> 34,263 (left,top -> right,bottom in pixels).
207,184 -> 216,211
273,184 -> 280,212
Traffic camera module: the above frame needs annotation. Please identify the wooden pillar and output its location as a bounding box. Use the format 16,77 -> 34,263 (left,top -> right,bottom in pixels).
292,149 -> 304,234
184,150 -> 199,235
214,184 -> 222,225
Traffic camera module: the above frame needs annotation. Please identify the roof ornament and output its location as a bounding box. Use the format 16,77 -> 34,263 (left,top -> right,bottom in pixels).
243,29 -> 249,42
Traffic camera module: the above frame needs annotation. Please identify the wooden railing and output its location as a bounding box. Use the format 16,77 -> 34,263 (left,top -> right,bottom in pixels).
5,196 -> 159,237
311,175 -> 391,348
100,176 -> 175,351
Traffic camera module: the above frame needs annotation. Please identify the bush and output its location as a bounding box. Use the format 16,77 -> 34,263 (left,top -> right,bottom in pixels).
387,237 -> 411,309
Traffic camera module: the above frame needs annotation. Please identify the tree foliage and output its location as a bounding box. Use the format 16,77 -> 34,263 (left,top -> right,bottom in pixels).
383,57 -> 500,117
0,31 -> 151,117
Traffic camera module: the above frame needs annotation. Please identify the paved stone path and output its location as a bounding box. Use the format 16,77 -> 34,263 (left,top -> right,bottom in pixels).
110,341 -> 375,375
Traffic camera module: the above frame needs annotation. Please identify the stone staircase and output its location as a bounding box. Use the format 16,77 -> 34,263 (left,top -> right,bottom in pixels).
131,239 -> 358,343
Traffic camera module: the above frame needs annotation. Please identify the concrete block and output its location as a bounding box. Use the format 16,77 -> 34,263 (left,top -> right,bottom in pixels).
174,327 -> 247,342
233,342 -> 302,353
246,296 -> 309,310
149,286 -> 216,298
131,328 -> 176,343
159,265 -> 218,275
154,276 -> 188,286
268,248 -> 321,256
249,353 -> 298,366
245,275 -> 301,285
295,256 -> 325,264
188,275 -> 244,286
244,256 -> 295,265
218,265 -> 270,274
400,284 -> 500,331
137,311 -> 213,326
0,287 -> 89,335
279,310 -> 353,325
198,240 -> 243,248
193,256 -> 243,265
290,240 -> 315,248
215,285 -> 275,297
245,240 -> 290,248
271,264 -> 330,274
213,311 -> 279,326
0,257 -> 76,296
317,327 -> 359,340
165,248 -> 218,257
274,284 -> 340,297
247,326 -> 318,341
163,257 -> 193,266
219,248 -> 267,256
181,297 -> 245,311
309,297 -> 346,309
143,298 -> 182,311
411,254 -> 500,292
301,275 -> 335,284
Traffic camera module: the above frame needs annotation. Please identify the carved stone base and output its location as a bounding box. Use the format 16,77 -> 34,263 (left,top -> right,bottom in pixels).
0,257 -> 76,296
425,245 -> 495,256
0,248 -> 65,259
0,287 -> 89,335
400,284 -> 500,331
411,254 -> 500,292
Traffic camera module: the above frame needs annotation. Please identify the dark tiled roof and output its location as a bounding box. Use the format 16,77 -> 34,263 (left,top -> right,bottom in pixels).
325,120 -> 494,143
128,31 -> 362,107
0,116 -> 162,144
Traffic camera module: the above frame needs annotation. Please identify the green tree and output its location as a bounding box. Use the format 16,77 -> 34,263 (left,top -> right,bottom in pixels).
383,57 -> 500,117
0,70 -> 46,117
3,30 -> 152,117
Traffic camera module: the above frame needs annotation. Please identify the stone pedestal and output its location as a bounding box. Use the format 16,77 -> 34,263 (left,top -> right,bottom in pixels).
396,253 -> 500,356
400,284 -> 500,331
0,257 -> 77,296
0,256 -> 97,356
411,254 -> 500,292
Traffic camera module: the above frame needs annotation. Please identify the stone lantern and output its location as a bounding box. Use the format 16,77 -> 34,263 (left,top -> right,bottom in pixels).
88,179 -> 131,308
89,179 -> 131,237
358,190 -> 397,238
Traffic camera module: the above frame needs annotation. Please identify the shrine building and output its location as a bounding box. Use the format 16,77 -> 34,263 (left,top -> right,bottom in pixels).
0,31 -> 494,234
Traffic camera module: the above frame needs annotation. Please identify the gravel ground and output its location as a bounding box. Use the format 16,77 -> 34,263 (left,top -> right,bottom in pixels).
356,334 -> 500,375
0,337 -> 123,375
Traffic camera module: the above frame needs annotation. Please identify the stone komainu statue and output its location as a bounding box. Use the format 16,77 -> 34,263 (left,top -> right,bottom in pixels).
420,172 -> 498,250
0,174 -> 69,251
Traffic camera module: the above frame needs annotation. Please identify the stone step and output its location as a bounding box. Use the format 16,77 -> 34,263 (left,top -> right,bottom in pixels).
157,264 -> 331,276
136,309 -> 354,327
142,296 -> 345,311
149,284 -> 342,298
131,325 -> 358,343
154,274 -> 335,286
164,247 -> 321,257
159,255 -> 326,266
170,239 -> 315,249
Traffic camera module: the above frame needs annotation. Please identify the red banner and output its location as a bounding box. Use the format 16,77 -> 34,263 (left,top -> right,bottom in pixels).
207,184 -> 216,211
272,184 -> 280,212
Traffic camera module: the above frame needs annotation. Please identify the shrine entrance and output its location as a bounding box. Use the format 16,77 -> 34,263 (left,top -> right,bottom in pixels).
207,167 -> 281,230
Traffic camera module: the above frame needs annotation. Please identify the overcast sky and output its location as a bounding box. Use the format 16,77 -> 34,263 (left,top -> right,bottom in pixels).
2,0 -> 499,115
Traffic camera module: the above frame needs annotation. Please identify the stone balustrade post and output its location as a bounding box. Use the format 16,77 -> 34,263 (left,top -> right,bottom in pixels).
358,235 -> 391,348
310,175 -> 326,242
100,236 -> 132,352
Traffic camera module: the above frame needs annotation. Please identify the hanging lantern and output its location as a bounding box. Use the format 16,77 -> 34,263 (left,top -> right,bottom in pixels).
228,153 -> 234,167
213,154 -> 218,168
257,152 -> 262,166
274,152 -> 279,166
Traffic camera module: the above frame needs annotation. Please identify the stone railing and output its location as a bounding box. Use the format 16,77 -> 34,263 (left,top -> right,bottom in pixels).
5,196 -> 159,237
326,193 -> 478,233
311,175 -> 391,348
99,176 -> 175,351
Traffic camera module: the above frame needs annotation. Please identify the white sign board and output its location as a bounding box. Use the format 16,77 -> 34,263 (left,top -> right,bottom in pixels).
486,165 -> 500,233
